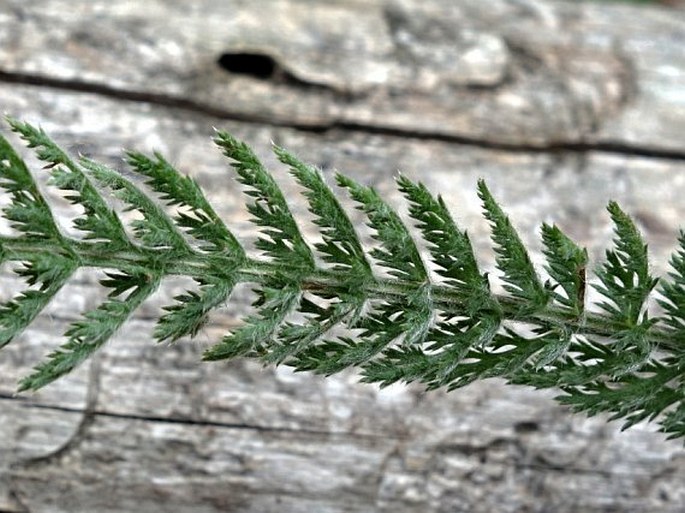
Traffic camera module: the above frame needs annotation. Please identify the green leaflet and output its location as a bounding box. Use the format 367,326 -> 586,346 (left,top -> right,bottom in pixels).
8,119 -> 128,248
214,130 -> 314,273
1,118 -> 685,440
204,280 -> 302,360
0,255 -> 77,349
596,202 -> 657,327
0,134 -> 62,241
155,277 -> 235,343
478,180 -> 549,314
125,150 -> 243,256
337,173 -> 428,282
80,157 -> 190,251
541,223 -> 588,317
659,231 -> 685,336
396,175 -> 494,315
593,202 -> 658,374
276,146 -> 371,277
19,270 -> 161,391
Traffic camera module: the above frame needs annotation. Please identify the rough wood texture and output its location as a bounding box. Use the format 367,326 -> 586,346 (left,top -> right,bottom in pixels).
1,1 -> 684,512
2,0 -> 685,153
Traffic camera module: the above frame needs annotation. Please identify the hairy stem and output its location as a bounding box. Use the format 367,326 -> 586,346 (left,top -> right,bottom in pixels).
2,236 -> 677,354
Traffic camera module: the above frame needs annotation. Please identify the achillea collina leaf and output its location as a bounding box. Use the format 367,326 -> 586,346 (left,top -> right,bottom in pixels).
1,117 -> 685,440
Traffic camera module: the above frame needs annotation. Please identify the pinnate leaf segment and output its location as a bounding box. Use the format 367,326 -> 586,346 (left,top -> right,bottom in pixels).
1,118 -> 684,439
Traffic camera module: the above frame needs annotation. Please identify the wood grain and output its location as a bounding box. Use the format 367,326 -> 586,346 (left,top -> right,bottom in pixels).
1,1 -> 685,511
1,0 -> 684,151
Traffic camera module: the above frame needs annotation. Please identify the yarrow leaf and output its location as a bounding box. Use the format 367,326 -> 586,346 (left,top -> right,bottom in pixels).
2,118 -> 685,440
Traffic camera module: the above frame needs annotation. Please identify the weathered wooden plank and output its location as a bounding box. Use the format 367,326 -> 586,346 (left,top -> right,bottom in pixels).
2,81 -> 685,512
0,400 -> 87,512
2,1 -> 685,510
1,0 -> 683,151
8,412 -> 685,513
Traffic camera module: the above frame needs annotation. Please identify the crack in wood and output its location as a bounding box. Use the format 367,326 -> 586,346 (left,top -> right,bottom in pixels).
7,355 -> 101,511
1,392 -> 678,480
1,69 -> 684,162
2,488 -> 29,513
0,395 -> 392,441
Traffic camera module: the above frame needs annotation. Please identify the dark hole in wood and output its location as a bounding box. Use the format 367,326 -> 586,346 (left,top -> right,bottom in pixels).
217,52 -> 276,80
514,421 -> 539,434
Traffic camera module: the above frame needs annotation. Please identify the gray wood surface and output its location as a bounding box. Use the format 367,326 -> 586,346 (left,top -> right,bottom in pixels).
1,1 -> 684,512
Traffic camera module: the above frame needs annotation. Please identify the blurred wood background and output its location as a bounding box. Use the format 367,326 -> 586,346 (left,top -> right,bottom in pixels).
1,1 -> 684,511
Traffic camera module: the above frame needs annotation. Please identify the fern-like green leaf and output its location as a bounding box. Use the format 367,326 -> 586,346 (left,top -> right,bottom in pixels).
2,118 -> 685,440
